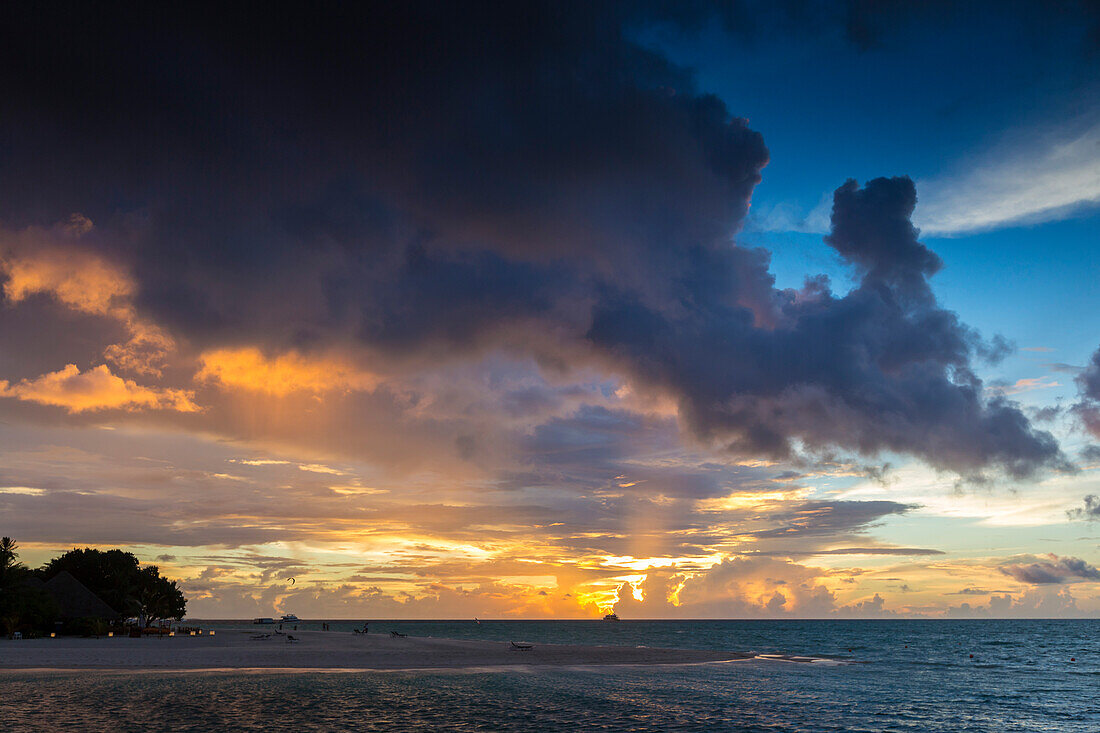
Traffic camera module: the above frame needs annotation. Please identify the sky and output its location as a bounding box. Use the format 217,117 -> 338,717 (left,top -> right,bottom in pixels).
1,1 -> 1099,619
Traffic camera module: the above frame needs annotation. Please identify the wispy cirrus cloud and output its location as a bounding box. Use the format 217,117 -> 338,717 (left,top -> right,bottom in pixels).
986,376 -> 1061,397
750,119 -> 1100,238
914,119 -> 1100,236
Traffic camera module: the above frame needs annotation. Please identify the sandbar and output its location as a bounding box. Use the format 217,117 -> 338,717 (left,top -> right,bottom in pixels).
0,630 -> 754,672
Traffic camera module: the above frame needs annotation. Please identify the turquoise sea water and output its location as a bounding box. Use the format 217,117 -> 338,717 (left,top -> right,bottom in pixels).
3,619 -> 1098,731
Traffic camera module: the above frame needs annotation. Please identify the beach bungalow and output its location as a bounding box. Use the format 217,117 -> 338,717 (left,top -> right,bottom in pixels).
33,571 -> 120,622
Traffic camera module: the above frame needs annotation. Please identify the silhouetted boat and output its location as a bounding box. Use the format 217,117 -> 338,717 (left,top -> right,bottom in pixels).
603,613 -> 620,621
280,614 -> 300,622
253,617 -> 275,625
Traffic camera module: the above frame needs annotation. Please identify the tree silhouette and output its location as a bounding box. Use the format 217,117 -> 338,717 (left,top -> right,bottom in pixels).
0,536 -> 26,589
40,548 -> 185,623
0,537 -> 58,635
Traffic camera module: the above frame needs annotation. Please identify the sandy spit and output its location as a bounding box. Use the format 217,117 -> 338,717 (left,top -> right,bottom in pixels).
0,630 -> 754,671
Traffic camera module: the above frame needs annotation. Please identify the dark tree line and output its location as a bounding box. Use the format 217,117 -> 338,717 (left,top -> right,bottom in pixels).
40,547 -> 187,625
1,537 -> 186,635
0,537 -> 58,635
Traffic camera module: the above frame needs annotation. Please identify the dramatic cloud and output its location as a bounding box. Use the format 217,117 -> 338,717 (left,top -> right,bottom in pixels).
1,220 -> 128,315
589,177 -> 1062,477
612,555 -> 840,618
999,555 -> 1100,584
611,555 -> 905,619
0,2 -> 1064,481
1,222 -> 175,376
1,2 -> 1096,620
0,364 -> 198,413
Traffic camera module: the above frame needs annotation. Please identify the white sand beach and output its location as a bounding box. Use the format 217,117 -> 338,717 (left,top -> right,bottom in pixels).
0,631 -> 752,671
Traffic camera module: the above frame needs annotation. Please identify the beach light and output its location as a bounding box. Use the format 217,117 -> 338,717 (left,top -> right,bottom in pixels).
190,631 -> 196,636
169,632 -> 175,637
108,632 -> 113,637
50,633 -> 56,638
210,631 -> 215,636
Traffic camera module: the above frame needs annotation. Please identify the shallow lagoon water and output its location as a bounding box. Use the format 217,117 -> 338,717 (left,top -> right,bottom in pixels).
4,619 -> 1097,731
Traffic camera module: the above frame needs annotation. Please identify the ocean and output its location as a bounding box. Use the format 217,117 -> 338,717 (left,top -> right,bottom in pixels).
3,619 -> 1097,731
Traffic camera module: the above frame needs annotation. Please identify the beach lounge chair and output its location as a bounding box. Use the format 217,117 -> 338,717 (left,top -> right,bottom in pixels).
389,630 -> 407,638
510,641 -> 532,650
286,634 -> 300,642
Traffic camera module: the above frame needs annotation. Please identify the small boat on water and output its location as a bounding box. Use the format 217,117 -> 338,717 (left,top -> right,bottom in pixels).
603,613 -> 620,621
253,617 -> 275,625
280,614 -> 300,623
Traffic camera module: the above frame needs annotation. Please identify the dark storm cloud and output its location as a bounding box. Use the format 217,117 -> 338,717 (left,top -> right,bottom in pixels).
1066,495 -> 1100,522
746,546 -> 944,557
826,177 -> 943,295
1030,404 -> 1063,423
0,2 -> 1063,477
1072,347 -> 1100,438
1077,349 -> 1100,400
588,178 -> 1062,476
1000,555 -> 1100,584
521,406 -> 689,492
749,500 -> 914,539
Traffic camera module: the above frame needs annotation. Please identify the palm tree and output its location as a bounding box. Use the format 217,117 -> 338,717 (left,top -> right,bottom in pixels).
0,537 -> 27,591
1,537 -> 19,570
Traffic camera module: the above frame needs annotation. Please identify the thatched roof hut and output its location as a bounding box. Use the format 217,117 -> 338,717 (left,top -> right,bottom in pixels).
41,570 -> 120,621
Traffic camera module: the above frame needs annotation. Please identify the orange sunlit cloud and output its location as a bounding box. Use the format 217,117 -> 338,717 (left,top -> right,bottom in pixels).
0,220 -> 1094,622
0,363 -> 199,413
196,347 -> 380,396
1,221 -> 177,376
2,238 -> 131,317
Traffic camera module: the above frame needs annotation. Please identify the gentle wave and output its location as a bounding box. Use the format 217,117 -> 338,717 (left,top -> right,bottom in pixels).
2,619 -> 1096,732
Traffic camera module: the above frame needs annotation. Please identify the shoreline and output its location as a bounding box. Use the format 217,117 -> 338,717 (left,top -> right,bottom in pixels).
1,659 -> 756,676
0,630 -> 758,672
